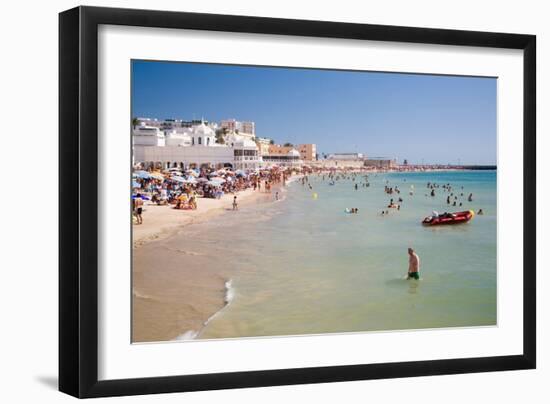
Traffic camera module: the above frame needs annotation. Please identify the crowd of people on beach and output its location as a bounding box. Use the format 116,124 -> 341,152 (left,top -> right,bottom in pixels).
132,166 -> 292,224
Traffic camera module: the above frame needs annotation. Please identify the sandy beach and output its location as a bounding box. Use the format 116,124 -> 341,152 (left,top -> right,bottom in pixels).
133,188 -> 264,247
132,186 -> 279,343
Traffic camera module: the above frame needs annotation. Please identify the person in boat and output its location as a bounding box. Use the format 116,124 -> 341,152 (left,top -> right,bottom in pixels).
407,248 -> 420,280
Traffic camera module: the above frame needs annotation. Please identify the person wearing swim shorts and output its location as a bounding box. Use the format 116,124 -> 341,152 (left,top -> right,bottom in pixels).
407,247 -> 420,280
134,194 -> 144,225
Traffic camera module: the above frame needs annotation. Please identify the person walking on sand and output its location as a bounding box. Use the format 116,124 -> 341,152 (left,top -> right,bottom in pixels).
407,248 -> 420,280
232,195 -> 238,210
134,194 -> 144,224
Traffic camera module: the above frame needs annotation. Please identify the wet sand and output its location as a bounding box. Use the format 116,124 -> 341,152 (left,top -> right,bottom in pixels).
132,187 -> 279,343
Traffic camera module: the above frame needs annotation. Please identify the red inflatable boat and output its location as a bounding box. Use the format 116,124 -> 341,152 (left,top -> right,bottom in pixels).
422,210 -> 475,226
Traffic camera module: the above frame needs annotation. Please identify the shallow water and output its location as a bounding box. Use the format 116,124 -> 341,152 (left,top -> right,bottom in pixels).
183,171 -> 496,339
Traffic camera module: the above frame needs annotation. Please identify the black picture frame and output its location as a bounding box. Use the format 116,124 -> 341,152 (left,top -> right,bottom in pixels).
59,6 -> 536,398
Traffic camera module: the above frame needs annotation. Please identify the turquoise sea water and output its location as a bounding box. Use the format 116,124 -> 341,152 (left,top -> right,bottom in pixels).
191,170 -> 497,339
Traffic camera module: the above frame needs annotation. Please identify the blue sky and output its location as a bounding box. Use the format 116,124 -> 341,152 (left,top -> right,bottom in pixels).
132,60 -> 496,165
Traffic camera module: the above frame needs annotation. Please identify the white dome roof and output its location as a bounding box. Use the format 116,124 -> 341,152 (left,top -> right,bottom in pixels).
193,122 -> 215,137
287,148 -> 300,157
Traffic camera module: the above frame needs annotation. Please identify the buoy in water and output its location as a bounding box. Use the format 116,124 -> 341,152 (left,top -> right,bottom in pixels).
312,193 -> 318,200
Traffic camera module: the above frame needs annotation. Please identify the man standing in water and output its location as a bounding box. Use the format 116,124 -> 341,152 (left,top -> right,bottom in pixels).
407,248 -> 420,280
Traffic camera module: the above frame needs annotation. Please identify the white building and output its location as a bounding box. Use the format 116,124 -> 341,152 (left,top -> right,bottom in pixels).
133,120 -> 262,170
133,124 -> 165,146
164,129 -> 192,147
233,138 -> 262,170
190,121 -> 218,147
327,152 -> 364,160
261,148 -> 303,167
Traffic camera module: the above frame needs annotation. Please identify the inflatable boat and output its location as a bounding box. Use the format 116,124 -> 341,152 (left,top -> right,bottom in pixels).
422,210 -> 474,226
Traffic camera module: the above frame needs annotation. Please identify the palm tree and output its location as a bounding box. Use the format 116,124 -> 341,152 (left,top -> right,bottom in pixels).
215,128 -> 228,144
132,117 -> 139,129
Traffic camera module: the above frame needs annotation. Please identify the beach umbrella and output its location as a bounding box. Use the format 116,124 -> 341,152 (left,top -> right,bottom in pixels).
132,194 -> 150,200
235,169 -> 247,177
197,177 -> 209,183
208,178 -> 226,185
186,170 -> 199,177
132,181 -> 141,188
170,176 -> 197,184
170,176 -> 187,183
183,177 -> 198,184
133,170 -> 151,179
149,172 -> 165,180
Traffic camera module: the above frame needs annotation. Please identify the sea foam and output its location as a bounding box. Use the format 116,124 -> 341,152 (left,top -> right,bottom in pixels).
175,330 -> 198,340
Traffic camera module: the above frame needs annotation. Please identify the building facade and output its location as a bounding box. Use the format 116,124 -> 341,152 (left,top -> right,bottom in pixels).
133,121 -> 261,170
268,144 -> 317,162
327,152 -> 364,160
363,158 -> 398,168
262,148 -> 303,167
133,125 -> 165,146
296,144 -> 316,161
255,137 -> 272,156
220,119 -> 255,135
